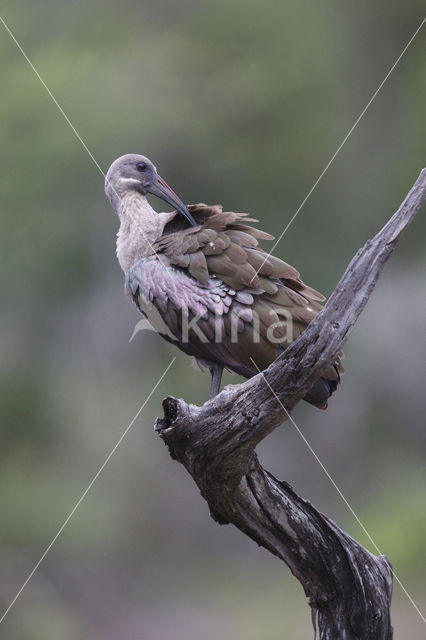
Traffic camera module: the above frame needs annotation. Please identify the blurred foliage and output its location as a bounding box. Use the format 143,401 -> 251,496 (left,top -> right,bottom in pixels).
0,1 -> 425,638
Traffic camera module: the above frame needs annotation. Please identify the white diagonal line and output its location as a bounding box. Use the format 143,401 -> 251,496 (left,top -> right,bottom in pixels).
0,357 -> 176,626
0,14 -> 173,271
251,17 -> 426,282
250,357 -> 426,626
3,7 -> 425,622
0,16 -> 105,179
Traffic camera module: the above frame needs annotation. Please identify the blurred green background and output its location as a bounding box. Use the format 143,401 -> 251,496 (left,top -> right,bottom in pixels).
1,1 -> 425,638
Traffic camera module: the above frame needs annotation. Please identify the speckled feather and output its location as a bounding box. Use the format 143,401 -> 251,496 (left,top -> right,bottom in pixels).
126,203 -> 343,406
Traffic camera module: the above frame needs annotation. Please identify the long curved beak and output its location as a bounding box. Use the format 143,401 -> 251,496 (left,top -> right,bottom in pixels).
146,175 -> 197,227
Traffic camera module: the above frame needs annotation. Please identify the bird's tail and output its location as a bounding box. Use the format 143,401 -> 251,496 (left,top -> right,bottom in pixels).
303,368 -> 341,409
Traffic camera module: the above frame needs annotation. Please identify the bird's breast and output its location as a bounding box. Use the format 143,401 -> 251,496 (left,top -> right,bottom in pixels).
116,202 -> 159,273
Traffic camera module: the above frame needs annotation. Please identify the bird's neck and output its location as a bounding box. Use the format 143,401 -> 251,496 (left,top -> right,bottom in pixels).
116,192 -> 171,273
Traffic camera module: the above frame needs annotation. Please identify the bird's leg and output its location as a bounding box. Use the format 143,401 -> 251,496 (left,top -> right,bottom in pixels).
209,363 -> 223,399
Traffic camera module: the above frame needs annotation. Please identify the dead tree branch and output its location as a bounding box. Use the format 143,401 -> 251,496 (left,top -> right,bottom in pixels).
155,169 -> 426,639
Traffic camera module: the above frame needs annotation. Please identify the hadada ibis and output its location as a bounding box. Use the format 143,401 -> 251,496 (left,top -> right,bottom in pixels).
105,154 -> 343,408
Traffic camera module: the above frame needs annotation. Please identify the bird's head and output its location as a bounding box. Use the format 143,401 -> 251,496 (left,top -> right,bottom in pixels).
105,154 -> 197,226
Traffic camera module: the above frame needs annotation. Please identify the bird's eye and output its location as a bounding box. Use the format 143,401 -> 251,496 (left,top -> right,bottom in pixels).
136,162 -> 147,172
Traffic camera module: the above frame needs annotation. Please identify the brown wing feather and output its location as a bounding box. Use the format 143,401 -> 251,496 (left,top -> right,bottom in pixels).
149,203 -> 343,400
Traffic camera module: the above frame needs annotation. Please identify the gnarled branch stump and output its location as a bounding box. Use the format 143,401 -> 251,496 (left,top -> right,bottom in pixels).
155,169 -> 426,639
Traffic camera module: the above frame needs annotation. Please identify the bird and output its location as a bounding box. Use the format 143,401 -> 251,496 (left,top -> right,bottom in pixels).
105,153 -> 343,408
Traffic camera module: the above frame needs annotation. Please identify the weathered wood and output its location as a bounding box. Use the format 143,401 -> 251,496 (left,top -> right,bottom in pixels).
155,169 -> 426,639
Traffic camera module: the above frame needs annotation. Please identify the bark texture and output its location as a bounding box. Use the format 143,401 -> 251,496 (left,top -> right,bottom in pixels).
155,169 -> 426,639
